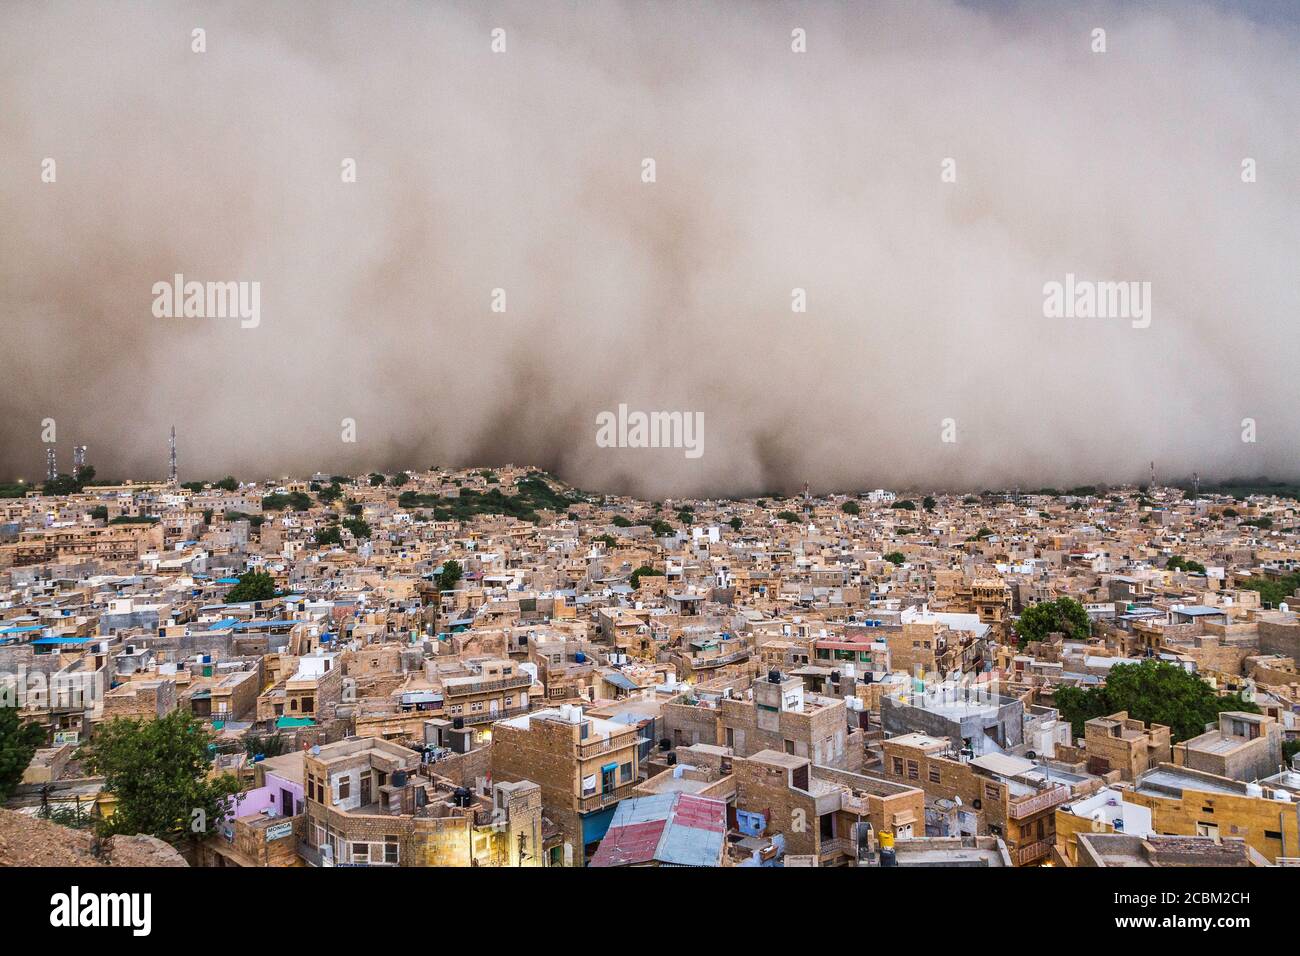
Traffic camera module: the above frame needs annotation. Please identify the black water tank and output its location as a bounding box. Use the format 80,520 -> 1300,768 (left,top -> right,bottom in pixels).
452,716 -> 465,730
452,787 -> 473,807
658,738 -> 671,752
767,669 -> 781,683
666,753 -> 676,765
392,770 -> 408,787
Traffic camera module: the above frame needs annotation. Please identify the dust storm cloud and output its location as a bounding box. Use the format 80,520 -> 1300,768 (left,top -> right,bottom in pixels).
1,0 -> 1297,498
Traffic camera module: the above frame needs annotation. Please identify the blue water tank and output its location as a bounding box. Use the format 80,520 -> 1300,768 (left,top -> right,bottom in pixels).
575,651 -> 586,663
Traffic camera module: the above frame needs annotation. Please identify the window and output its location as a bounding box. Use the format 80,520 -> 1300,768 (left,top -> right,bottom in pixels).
984,783 -> 1000,800
385,837 -> 399,863
784,739 -> 795,755
1264,830 -> 1282,840
928,768 -> 941,784
620,762 -> 632,783
906,760 -> 919,781
337,776 -> 351,800
351,843 -> 368,863
892,757 -> 904,776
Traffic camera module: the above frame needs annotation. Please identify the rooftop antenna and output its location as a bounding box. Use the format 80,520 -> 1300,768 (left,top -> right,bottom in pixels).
169,425 -> 178,485
46,446 -> 57,483
73,445 -> 87,473
1192,472 -> 1200,497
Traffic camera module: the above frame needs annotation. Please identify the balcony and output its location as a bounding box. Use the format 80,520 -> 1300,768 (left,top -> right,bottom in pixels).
297,840 -> 327,867
576,733 -> 639,760
818,837 -> 853,860
1007,784 -> 1070,820
578,781 -> 638,814
1011,837 -> 1054,867
455,705 -> 530,726
688,649 -> 751,670
442,673 -> 533,698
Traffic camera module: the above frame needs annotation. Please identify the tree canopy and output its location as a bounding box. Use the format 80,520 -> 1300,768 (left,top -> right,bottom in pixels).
629,565 -> 663,589
436,559 -> 463,591
1014,596 -> 1090,646
1054,659 -> 1258,742
0,708 -> 44,802
224,569 -> 278,603
77,711 -> 240,846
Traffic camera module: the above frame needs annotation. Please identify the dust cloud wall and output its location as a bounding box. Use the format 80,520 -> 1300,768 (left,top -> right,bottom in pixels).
1,1 -> 1296,497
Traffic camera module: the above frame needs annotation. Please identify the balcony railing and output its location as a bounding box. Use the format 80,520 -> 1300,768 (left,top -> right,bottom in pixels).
442,673 -> 533,697
297,840 -> 327,867
576,733 -> 639,760
578,781 -> 638,814
1007,784 -> 1070,820
688,649 -> 751,669
454,705 -> 530,726
818,837 -> 852,859
1012,838 -> 1055,866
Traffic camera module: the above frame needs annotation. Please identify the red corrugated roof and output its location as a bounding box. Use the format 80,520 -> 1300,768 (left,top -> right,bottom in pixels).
673,794 -> 726,832
590,819 -> 665,866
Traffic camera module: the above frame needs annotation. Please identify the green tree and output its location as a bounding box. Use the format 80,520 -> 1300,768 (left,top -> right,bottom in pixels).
315,525 -> 343,546
89,505 -> 108,520
436,559 -> 463,592
1054,659 -> 1258,742
922,496 -> 936,512
841,501 -> 861,516
0,709 -> 45,802
593,534 -> 617,548
1014,597 -> 1090,646
1237,572 -> 1300,608
214,476 -> 239,492
343,516 -> 372,539
649,519 -> 674,536
729,517 -> 742,532
629,565 -> 662,589
389,473 -> 409,487
77,712 -> 240,846
611,515 -> 632,528
224,570 -> 278,603
777,510 -> 799,523
891,499 -> 916,511
883,552 -> 906,566
369,472 -> 385,486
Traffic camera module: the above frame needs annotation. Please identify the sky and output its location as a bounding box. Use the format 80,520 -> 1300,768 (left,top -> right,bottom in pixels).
1,0 -> 1297,498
